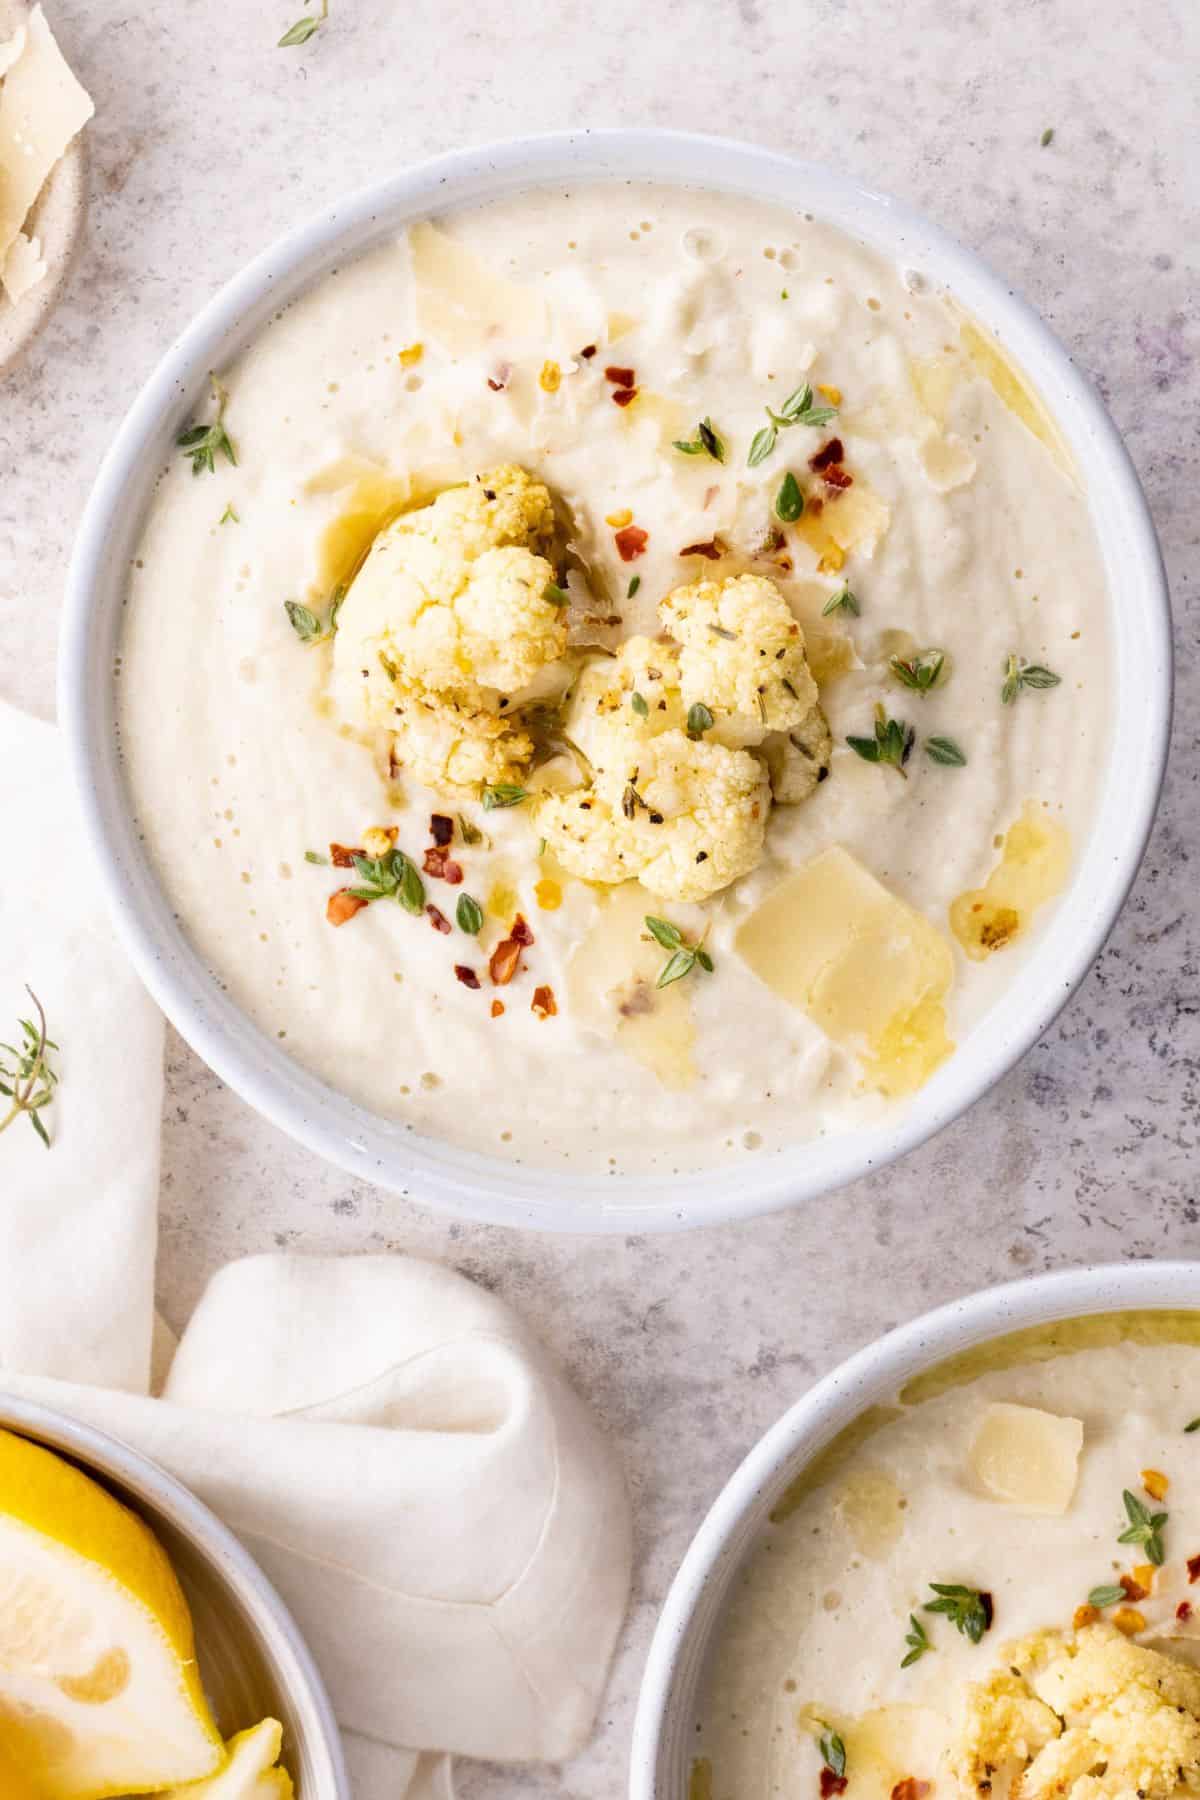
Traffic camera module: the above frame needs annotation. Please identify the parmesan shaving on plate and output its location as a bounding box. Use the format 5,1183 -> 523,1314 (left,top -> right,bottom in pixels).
0,5 -> 92,307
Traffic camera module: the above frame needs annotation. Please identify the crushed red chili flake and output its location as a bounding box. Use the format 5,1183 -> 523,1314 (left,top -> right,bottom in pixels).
329,842 -> 364,868
423,846 -> 464,884
615,525 -> 648,562
1188,1554 -> 1200,1584
490,999 -> 505,1018
1179,1600 -> 1194,1622
604,364 -> 635,388
426,904 -> 452,935
678,538 -> 725,560
486,363 -> 511,392
1120,1572 -> 1150,1602
326,888 -> 366,927
823,464 -> 854,491
580,344 -> 597,359
820,1774 -> 848,1800
890,1783 -> 930,1800
510,914 -> 535,947
531,984 -> 557,1019
430,814 -> 454,846
489,937 -> 523,986
810,437 -> 845,471
612,385 -> 639,408
454,965 -> 481,989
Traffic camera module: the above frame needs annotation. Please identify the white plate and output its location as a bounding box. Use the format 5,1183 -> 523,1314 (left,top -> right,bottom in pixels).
630,1261 -> 1200,1799
59,131 -> 1172,1233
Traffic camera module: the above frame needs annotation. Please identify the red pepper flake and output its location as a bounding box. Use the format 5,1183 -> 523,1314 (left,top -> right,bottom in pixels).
580,344 -> 597,360
326,888 -> 366,927
531,984 -> 557,1019
426,904 -> 452,934
329,842 -> 364,868
678,538 -> 725,560
890,1783 -> 930,1800
1120,1572 -> 1150,1602
823,464 -> 854,491
490,999 -> 505,1018
510,914 -> 534,947
615,525 -> 649,562
1188,1554 -> 1200,1584
487,363 -> 511,392
604,364 -> 635,388
820,1775 -> 848,1799
423,846 -> 464,884
1178,1600 -> 1194,1622
430,814 -> 454,846
810,437 -> 845,471
611,385 -> 639,408
454,965 -> 481,989
489,938 -> 522,986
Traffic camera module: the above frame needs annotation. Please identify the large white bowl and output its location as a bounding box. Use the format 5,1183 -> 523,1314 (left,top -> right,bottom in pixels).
0,1396 -> 350,1797
60,130 -> 1171,1233
629,1261 -> 1200,1799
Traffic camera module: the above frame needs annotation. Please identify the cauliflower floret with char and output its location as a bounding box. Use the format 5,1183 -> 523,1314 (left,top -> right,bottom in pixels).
540,729 -> 769,903
953,1625 -> 1200,1800
387,694 -> 535,792
761,702 -> 834,804
659,572 -> 818,749
563,636 -> 687,769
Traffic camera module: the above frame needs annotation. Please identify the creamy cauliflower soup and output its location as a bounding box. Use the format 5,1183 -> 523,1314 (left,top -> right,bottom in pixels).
694,1315 -> 1200,1800
116,183 -> 1110,1174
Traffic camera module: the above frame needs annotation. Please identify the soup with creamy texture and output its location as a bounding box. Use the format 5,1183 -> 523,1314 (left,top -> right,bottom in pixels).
116,182 -> 1110,1175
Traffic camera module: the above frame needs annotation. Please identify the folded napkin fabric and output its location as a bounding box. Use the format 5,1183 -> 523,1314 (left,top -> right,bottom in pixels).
0,699 -> 633,1794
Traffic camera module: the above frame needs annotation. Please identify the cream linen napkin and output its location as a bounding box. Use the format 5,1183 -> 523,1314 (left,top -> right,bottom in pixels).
0,700 -> 633,1795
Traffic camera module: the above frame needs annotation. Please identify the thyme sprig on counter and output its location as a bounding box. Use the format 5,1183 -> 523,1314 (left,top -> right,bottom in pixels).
178,374 -> 237,477
644,916 -> 714,990
1001,654 -> 1061,705
1118,1489 -> 1167,1565
0,989 -> 58,1150
922,1582 -> 993,1644
278,0 -> 328,45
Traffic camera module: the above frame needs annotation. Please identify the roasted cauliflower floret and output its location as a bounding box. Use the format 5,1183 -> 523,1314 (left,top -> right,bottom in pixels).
389,694 -> 534,791
761,703 -> 834,804
539,729 -> 769,903
953,1625 -> 1200,1800
563,636 -> 687,768
659,572 -> 818,749
332,465 -> 567,727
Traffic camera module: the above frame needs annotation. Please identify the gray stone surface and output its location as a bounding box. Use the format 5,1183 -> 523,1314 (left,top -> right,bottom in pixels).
2,0 -> 1197,1793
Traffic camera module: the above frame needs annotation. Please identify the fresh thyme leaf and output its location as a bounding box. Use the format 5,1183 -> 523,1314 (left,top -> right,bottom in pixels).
687,701 -> 715,738
775,471 -> 804,523
747,423 -> 778,467
923,1583 -> 993,1645
1186,1418 -> 1200,1434
925,735 -> 967,767
544,581 -> 570,607
628,574 -> 641,598
695,948 -> 714,973
304,849 -> 328,865
1117,1488 -> 1167,1565
819,1732 -> 847,1780
395,855 -> 425,915
645,917 -> 683,950
889,648 -> 946,695
456,894 -> 484,935
631,691 -> 650,718
1041,127 -> 1055,147
622,782 -> 647,820
822,586 -> 860,617
482,783 -> 529,811
1001,654 -> 1062,704
284,585 -> 343,645
178,373 -> 237,476
220,503 -> 240,525
0,988 -> 58,1150
457,814 -> 484,846
846,705 -> 915,777
901,1614 -> 931,1668
673,417 -> 726,463
278,0 -> 328,45
657,947 -> 698,988
1087,1584 -> 1128,1609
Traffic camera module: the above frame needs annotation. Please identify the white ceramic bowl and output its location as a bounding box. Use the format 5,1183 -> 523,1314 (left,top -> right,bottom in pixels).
0,1397 -> 350,1798
60,130 -> 1171,1233
629,1261 -> 1200,1799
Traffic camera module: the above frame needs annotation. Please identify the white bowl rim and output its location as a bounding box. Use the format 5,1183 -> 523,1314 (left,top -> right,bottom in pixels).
0,1393 -> 351,1798
628,1260 -> 1200,1799
59,127 -> 1172,1234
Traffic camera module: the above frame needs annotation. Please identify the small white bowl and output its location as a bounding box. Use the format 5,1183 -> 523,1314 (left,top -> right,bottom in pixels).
629,1261 -> 1200,1799
0,1397 -> 350,1798
59,130 -> 1171,1233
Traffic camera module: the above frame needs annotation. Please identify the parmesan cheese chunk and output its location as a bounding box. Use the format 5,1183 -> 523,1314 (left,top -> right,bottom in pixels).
0,6 -> 93,297
969,1401 -> 1083,1515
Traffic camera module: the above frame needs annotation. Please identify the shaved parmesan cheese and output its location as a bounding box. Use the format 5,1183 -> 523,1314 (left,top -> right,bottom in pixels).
1,225 -> 45,303
969,1402 -> 1083,1514
409,220 -> 545,356
0,6 -> 93,299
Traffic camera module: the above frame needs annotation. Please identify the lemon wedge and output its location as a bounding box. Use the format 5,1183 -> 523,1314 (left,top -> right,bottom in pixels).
0,1427 -> 225,1798
158,1719 -> 295,1799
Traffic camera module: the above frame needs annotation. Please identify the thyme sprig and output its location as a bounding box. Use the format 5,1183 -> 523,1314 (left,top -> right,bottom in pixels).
644,916 -> 714,989
0,989 -> 58,1150
284,586 -> 344,645
1001,654 -> 1061,705
846,704 -> 914,777
279,0 -> 328,45
747,382 -> 837,467
347,847 -> 425,915
177,373 -> 237,476
1117,1489 -> 1167,1566
922,1582 -> 993,1644
673,418 -> 726,463
889,648 -> 946,696
822,586 -> 860,618
819,1732 -> 847,1780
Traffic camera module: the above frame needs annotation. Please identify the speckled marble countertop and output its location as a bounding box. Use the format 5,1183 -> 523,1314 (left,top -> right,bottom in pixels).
3,0 -> 1198,1793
